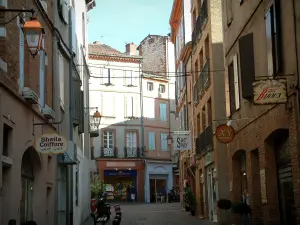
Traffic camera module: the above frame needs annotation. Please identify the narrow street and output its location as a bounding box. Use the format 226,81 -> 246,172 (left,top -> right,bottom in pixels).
87,203 -> 215,225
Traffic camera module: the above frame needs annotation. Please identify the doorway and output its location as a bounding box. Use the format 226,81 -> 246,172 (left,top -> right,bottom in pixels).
206,166 -> 217,221
274,131 -> 296,225
149,177 -> 167,203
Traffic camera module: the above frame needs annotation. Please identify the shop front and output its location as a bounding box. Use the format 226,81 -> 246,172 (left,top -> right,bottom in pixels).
97,159 -> 145,202
145,160 -> 173,203
103,170 -> 137,201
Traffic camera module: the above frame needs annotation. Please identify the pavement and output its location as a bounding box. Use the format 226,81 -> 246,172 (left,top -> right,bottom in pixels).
84,202 -> 217,225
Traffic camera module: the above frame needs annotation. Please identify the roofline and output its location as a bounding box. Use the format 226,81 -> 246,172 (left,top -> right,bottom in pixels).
89,53 -> 143,60
137,34 -> 168,49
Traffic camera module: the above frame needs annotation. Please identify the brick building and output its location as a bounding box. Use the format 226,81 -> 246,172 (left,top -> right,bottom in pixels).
0,1 -> 56,225
222,0 -> 300,224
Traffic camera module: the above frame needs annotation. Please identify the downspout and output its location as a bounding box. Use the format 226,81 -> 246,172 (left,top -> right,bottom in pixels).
68,9 -> 74,225
139,61 -> 146,202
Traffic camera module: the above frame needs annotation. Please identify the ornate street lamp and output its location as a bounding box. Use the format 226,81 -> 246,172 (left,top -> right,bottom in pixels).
0,8 -> 44,57
92,109 -> 102,129
167,133 -> 173,146
22,17 -> 45,57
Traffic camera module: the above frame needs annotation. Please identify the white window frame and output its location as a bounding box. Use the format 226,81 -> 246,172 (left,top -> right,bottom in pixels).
147,82 -> 153,91
159,84 -> 165,93
126,131 -> 137,148
103,131 -> 114,148
233,54 -> 240,110
58,52 -> 65,108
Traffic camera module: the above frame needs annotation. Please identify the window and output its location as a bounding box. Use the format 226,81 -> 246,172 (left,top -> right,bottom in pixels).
58,52 -> 64,108
101,68 -> 112,85
207,98 -> 212,125
201,106 -> 206,131
159,103 -> 167,121
101,95 -> 115,117
147,82 -> 153,91
19,16 -> 25,90
39,39 -> 46,107
148,131 -> 156,150
265,5 -> 281,76
125,70 -> 137,86
194,60 -> 198,81
159,84 -> 165,94
103,131 -> 114,148
233,54 -> 240,110
143,98 -> 155,119
82,12 -> 86,48
126,131 -> 137,148
125,96 -> 134,118
197,113 -> 201,135
3,123 -> 12,157
228,62 -> 236,114
75,165 -> 79,205
160,133 -> 168,151
205,36 -> 210,59
71,7 -> 77,54
226,0 -> 233,26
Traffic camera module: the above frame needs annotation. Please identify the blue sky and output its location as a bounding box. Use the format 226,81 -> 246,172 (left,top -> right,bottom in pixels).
88,0 -> 173,52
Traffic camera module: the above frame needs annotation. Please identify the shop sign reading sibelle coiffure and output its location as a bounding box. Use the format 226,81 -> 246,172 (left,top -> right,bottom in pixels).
34,133 -> 68,154
253,79 -> 287,104
174,131 -> 192,151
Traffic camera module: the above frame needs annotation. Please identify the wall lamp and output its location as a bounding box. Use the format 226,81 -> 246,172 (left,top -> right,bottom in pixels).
0,8 -> 45,57
84,107 -> 102,129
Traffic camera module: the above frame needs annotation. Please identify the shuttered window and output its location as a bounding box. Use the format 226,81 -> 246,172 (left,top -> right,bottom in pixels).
265,4 -> 281,76
78,90 -> 84,134
228,62 -> 236,115
148,132 -> 156,150
239,33 -> 255,99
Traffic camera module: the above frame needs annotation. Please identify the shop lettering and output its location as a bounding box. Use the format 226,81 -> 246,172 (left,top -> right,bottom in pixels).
176,137 -> 188,149
256,88 -> 282,101
40,136 -> 64,148
218,128 -> 232,137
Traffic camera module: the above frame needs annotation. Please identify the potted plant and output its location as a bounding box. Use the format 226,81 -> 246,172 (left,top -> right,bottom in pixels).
91,177 -> 104,199
183,186 -> 190,211
187,190 -> 196,216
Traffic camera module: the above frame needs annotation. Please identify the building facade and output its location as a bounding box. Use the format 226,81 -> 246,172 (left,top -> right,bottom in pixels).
222,0 -> 300,224
137,35 -> 177,203
0,1 -> 56,225
169,0 -> 193,202
89,42 -> 145,202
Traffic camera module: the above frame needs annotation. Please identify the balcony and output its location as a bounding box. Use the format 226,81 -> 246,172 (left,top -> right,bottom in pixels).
193,59 -> 210,103
192,0 -> 208,48
100,147 -> 118,158
195,124 -> 213,155
124,147 -> 146,158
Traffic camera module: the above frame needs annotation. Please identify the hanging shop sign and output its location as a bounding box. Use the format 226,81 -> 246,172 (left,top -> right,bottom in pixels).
35,133 -> 68,154
215,124 -> 235,144
174,131 -> 192,151
253,79 -> 287,104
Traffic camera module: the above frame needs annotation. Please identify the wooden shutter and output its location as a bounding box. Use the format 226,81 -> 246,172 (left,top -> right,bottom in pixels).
239,33 -> 255,99
228,62 -> 236,115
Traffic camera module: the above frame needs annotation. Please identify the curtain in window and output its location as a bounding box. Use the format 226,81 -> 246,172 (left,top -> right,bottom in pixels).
126,132 -> 137,147
148,132 -> 156,150
103,131 -> 114,148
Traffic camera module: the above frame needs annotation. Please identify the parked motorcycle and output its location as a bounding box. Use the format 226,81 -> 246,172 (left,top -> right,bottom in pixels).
91,196 -> 111,225
168,189 -> 180,203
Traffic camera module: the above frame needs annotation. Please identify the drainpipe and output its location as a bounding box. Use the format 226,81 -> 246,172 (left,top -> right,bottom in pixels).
67,9 -> 74,225
139,61 -> 147,202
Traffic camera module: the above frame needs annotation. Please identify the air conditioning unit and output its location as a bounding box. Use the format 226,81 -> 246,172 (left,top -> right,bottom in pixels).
41,106 -> 56,119
22,87 -> 38,104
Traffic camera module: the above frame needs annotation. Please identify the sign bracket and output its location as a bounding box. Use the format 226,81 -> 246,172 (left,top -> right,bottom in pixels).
32,116 -> 64,136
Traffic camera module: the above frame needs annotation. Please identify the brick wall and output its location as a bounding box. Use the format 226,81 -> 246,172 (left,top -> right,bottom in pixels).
1,1 -> 53,107
138,35 -> 167,75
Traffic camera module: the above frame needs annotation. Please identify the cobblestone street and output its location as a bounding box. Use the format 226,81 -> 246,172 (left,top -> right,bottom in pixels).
86,203 -> 216,225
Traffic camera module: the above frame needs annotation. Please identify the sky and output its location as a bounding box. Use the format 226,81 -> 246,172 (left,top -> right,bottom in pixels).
88,0 -> 174,52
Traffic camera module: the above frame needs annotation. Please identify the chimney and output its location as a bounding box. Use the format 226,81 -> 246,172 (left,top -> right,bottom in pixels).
93,41 -> 101,45
126,42 -> 137,55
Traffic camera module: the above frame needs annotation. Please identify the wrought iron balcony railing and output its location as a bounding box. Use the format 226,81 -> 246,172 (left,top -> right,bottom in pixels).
100,147 -> 118,158
195,124 -> 213,155
193,59 -> 210,102
192,0 -> 208,47
124,147 -> 146,158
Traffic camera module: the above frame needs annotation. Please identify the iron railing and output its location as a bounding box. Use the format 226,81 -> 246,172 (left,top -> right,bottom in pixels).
124,147 -> 146,158
192,0 -> 208,48
100,147 -> 118,158
195,124 -> 213,155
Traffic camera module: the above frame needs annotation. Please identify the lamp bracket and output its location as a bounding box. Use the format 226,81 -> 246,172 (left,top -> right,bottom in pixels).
0,8 -> 35,25
84,107 -> 98,114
